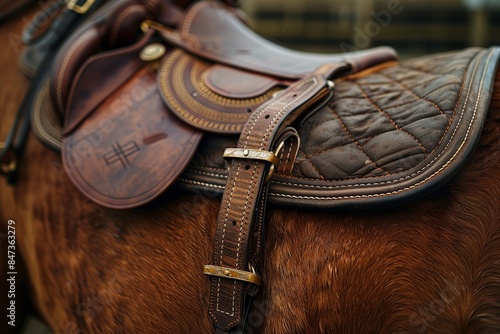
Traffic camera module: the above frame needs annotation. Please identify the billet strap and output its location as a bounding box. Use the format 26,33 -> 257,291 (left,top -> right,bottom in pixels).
205,64 -> 338,333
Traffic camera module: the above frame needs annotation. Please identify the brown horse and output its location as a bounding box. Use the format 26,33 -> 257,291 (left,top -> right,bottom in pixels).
1,6 -> 500,334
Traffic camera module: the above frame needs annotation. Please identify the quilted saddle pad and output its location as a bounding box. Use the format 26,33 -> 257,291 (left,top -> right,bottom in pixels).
180,47 -> 500,209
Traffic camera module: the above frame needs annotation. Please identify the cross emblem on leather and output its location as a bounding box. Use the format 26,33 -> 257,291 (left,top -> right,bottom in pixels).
103,141 -> 140,170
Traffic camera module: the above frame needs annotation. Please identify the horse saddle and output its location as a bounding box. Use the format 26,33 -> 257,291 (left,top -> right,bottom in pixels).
30,0 -> 500,210
20,0 -> 500,333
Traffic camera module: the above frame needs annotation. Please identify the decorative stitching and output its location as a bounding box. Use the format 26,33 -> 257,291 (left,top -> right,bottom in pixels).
184,169 -> 226,178
349,81 -> 455,114
297,149 -> 326,180
399,50 -> 479,76
178,178 -> 225,189
378,72 -> 450,119
295,53 -> 476,179
235,160 -> 259,268
183,50 -> 492,200
215,76 -> 320,319
181,1 -> 206,36
56,34 -> 90,113
333,106 -> 385,172
283,139 -> 295,175
355,81 -> 428,153
215,155 -> 241,316
145,0 -> 159,13
109,5 -> 145,47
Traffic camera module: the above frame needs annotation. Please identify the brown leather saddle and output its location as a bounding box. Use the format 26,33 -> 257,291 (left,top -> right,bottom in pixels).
14,0 -> 500,332
30,0 -> 500,210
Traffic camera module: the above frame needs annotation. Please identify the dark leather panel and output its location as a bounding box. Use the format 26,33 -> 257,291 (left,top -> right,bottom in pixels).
62,65 -> 203,209
181,47 -> 500,209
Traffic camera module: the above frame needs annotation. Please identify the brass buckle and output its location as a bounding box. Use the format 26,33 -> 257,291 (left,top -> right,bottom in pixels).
0,142 -> 17,177
264,140 -> 286,183
203,265 -> 262,286
67,0 -> 95,14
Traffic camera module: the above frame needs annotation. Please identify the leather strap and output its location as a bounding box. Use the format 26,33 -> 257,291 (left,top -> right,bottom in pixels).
0,0 -> 102,184
205,63 -> 339,332
20,0 -> 105,77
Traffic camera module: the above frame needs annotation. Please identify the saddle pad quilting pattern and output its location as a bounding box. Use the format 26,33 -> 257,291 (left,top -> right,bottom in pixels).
294,53 -> 466,180
180,47 -> 500,209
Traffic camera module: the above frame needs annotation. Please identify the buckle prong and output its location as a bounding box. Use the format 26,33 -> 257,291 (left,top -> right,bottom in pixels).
264,139 -> 286,183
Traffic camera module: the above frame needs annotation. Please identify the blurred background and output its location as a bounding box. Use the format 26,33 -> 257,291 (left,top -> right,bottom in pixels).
241,0 -> 500,59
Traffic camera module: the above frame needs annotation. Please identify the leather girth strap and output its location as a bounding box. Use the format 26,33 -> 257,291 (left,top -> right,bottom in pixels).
204,64 -> 339,333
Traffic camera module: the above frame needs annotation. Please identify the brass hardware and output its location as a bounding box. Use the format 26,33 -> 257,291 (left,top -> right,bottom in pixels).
203,265 -> 262,286
247,264 -> 261,296
223,141 -> 286,183
67,0 -> 95,14
272,90 -> 284,99
264,139 -> 286,183
140,43 -> 166,62
0,142 -> 17,176
223,148 -> 280,167
141,19 -> 165,33
140,20 -> 184,48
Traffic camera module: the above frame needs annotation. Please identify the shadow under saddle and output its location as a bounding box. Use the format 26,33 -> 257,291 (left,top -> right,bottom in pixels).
2,0 -> 499,332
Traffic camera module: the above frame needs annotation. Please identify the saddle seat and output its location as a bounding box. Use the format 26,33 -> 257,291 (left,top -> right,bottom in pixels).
29,0 -> 500,210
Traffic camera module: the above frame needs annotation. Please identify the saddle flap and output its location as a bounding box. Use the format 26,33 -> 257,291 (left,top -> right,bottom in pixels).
64,30 -> 154,135
62,63 -> 202,209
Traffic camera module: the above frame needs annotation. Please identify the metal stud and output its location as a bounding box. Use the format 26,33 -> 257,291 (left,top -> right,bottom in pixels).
140,43 -> 166,62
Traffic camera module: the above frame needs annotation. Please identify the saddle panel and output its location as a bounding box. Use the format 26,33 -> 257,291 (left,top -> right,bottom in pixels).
180,47 -> 500,209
